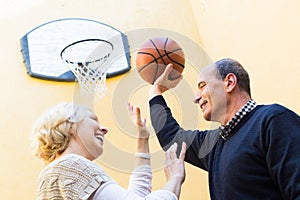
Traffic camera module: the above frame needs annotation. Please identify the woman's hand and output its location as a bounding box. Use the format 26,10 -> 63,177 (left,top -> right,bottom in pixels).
127,103 -> 150,140
162,142 -> 186,198
164,142 -> 186,184
127,103 -> 150,166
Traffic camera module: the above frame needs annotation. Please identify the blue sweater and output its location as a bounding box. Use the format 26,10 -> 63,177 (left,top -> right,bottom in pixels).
150,95 -> 300,200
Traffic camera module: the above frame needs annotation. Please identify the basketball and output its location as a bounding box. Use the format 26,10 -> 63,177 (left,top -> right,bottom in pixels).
136,37 -> 185,84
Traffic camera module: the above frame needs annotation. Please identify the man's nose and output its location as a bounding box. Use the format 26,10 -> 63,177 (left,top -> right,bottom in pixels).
194,92 -> 202,104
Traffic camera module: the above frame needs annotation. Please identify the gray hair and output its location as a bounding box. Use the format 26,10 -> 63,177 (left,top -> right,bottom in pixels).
31,103 -> 88,164
215,58 -> 251,97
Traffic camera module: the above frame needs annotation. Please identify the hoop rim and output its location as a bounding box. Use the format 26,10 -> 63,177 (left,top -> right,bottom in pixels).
60,38 -> 114,65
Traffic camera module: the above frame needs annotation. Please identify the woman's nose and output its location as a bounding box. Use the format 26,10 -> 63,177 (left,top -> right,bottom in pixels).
100,127 -> 108,135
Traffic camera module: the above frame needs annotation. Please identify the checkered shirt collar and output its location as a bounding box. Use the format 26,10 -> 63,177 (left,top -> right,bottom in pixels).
220,99 -> 257,140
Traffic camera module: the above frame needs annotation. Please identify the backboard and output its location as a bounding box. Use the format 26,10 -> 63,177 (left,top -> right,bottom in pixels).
20,18 -> 130,81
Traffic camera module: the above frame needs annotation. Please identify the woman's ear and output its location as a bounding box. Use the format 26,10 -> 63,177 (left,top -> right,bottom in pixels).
69,122 -> 77,136
224,73 -> 237,93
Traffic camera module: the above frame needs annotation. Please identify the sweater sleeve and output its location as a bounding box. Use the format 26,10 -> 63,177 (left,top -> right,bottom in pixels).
264,106 -> 300,199
149,95 -> 219,170
128,164 -> 152,196
92,164 -> 177,200
92,180 -> 177,200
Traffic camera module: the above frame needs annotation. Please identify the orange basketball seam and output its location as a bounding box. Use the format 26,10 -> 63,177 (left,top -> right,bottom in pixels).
136,37 -> 185,84
136,51 -> 160,84
137,48 -> 183,71
165,49 -> 185,69
150,37 -> 169,66
137,52 -> 157,72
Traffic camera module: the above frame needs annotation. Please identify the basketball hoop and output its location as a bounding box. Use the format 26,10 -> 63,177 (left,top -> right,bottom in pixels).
60,39 -> 113,98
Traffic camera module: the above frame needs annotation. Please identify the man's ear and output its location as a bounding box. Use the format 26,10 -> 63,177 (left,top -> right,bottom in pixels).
224,73 -> 237,93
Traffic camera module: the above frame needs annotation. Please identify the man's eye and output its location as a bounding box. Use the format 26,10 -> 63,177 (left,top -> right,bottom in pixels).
199,83 -> 206,89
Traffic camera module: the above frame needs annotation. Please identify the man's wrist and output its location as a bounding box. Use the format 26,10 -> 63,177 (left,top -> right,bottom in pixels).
149,85 -> 162,100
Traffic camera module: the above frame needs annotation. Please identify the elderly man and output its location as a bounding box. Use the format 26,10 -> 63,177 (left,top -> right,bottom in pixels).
148,58 -> 300,199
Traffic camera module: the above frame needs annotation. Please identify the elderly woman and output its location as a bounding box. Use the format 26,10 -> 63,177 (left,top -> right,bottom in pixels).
32,102 -> 186,200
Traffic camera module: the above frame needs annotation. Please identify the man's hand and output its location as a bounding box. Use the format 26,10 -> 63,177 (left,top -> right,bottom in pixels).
149,63 -> 183,99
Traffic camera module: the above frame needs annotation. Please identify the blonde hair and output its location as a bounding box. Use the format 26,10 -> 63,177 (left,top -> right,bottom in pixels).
32,103 -> 88,164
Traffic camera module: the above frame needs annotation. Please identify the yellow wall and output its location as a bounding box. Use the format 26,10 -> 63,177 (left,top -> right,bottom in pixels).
0,0 -> 299,199
190,0 -> 300,112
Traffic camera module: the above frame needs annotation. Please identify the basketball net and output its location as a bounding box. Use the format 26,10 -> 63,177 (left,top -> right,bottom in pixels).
60,39 -> 113,100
